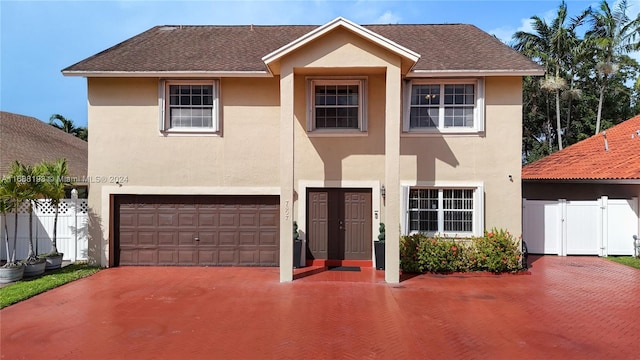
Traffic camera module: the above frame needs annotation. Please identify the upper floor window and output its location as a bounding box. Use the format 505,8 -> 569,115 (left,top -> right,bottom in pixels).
308,79 -> 367,133
404,79 -> 484,133
160,80 -> 219,133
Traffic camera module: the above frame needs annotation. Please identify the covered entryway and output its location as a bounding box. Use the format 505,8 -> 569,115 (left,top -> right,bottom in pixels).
115,195 -> 279,266
306,188 -> 372,262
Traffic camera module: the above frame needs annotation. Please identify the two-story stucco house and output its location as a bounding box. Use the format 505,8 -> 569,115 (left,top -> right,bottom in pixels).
63,17 -> 542,283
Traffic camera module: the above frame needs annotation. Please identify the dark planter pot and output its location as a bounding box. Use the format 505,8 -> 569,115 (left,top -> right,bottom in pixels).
374,241 -> 385,270
293,240 -> 303,268
23,260 -> 46,278
45,253 -> 64,270
0,264 -> 24,284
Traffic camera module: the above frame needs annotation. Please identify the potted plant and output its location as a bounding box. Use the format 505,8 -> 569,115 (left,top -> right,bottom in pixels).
37,159 -> 70,269
0,176 -> 24,283
293,221 -> 302,268
374,223 -> 385,270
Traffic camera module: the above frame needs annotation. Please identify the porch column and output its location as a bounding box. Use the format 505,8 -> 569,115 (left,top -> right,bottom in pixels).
384,65 -> 401,283
279,66 -> 295,282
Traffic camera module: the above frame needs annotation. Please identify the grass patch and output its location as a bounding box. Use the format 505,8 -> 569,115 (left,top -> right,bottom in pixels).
606,256 -> 640,270
0,264 -> 100,309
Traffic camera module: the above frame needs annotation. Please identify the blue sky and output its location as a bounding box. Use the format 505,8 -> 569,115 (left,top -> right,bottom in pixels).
1,0 -> 636,128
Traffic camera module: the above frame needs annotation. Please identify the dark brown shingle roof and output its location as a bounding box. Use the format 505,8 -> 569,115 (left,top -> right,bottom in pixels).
0,111 -> 88,179
63,24 -> 540,74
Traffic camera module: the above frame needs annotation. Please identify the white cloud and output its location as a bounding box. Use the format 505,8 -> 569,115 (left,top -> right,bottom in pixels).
488,8 -> 557,45
375,10 -> 401,24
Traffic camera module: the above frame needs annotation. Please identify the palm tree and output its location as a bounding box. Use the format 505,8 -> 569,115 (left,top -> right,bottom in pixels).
49,114 -> 78,135
513,1 -> 589,150
0,181 -> 17,266
2,162 -> 30,265
587,0 -> 640,134
36,159 -> 71,255
9,162 -> 43,262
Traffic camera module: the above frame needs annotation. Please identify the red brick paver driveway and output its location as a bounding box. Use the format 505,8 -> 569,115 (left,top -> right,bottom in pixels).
1,256 -> 639,360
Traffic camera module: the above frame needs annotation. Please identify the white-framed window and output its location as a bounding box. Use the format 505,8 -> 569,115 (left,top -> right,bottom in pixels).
403,79 -> 484,133
402,185 -> 483,236
159,80 -> 219,133
307,78 -> 367,133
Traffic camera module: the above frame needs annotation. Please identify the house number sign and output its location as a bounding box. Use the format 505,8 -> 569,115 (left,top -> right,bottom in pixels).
284,200 -> 290,220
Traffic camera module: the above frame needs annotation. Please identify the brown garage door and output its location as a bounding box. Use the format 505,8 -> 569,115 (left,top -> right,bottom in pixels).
116,195 -> 279,266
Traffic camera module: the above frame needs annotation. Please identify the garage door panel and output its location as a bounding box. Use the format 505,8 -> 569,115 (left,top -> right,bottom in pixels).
120,232 -> 136,246
218,250 -> 238,265
260,250 -> 278,266
117,195 -> 279,266
198,213 -> 218,227
138,232 -> 156,246
178,249 -> 197,264
136,250 -> 157,265
259,232 -> 278,246
178,232 -> 196,245
239,250 -> 258,265
119,249 -> 136,264
120,213 -> 136,227
260,213 -> 277,227
239,232 -> 257,245
219,213 -> 238,227
158,213 -> 178,227
219,232 -> 238,246
137,213 -> 156,227
178,213 -> 198,227
159,250 -> 178,264
158,232 -> 178,246
198,231 -> 217,245
240,213 -> 258,226
197,250 -> 218,265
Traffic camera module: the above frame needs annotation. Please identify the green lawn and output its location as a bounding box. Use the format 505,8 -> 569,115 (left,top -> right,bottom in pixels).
606,256 -> 640,270
0,264 -> 100,309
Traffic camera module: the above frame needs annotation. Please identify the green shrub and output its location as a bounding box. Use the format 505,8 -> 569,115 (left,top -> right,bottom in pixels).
400,228 -> 523,274
470,228 -> 522,273
418,236 -> 469,273
400,234 -> 421,273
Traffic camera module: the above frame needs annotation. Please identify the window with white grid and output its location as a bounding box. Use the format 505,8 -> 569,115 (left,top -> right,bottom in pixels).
405,79 -> 483,133
408,188 -> 474,234
308,79 -> 366,132
162,80 -> 219,132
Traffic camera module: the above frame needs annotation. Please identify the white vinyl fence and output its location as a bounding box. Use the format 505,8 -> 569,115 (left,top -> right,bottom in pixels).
0,199 -> 88,262
523,197 -> 639,256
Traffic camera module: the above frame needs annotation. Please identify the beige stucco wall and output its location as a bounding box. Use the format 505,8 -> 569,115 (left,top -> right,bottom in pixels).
85,30 -> 525,267
400,76 -> 524,235
86,77 -> 281,265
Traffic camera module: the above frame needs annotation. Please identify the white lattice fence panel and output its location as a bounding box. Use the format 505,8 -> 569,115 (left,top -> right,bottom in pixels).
0,199 -> 88,262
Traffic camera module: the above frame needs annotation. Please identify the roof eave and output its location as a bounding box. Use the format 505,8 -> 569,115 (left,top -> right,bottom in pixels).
408,69 -> 545,77
523,178 -> 640,184
61,70 -> 273,78
261,17 -> 421,66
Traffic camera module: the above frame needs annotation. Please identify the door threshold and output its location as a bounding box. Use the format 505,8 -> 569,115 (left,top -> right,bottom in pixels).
306,259 -> 373,267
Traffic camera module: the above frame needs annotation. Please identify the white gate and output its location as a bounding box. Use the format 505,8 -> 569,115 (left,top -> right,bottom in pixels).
0,199 -> 88,262
523,197 -> 638,256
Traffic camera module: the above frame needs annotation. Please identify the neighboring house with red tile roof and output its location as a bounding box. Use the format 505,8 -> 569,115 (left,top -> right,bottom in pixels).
62,17 -> 543,282
0,111 -> 88,184
522,115 -> 640,257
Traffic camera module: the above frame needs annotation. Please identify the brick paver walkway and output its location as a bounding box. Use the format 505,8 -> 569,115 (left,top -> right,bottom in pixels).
1,256 -> 638,359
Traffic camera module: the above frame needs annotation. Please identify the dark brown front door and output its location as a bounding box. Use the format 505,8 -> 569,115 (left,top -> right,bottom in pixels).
307,188 -> 372,261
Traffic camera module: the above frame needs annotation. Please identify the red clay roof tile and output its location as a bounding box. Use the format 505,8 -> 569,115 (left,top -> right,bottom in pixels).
522,115 -> 640,180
